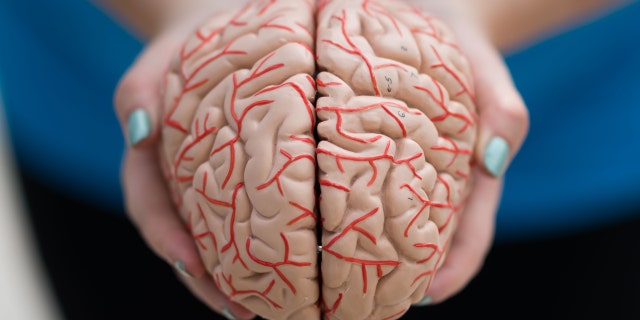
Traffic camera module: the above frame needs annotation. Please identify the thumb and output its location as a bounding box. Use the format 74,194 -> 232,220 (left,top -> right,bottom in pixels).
114,30 -> 183,148
466,37 -> 529,178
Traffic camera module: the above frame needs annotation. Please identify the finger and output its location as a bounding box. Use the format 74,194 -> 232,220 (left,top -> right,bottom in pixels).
122,148 -> 206,278
465,36 -> 530,178
176,272 -> 256,320
113,30 -> 183,148
423,170 -> 502,304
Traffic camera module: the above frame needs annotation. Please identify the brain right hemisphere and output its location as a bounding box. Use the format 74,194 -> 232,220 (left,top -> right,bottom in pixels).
159,0 -> 477,319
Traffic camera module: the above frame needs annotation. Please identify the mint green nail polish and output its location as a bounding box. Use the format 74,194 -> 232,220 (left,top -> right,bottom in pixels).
173,260 -> 193,279
127,108 -> 151,146
221,306 -> 237,320
414,296 -> 432,307
484,136 -> 510,177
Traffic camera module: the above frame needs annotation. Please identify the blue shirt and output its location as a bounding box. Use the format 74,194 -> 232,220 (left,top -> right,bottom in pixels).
499,3 -> 640,240
1,0 -> 639,242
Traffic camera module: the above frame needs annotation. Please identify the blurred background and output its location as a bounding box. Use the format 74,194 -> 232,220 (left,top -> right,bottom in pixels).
1,0 -> 639,319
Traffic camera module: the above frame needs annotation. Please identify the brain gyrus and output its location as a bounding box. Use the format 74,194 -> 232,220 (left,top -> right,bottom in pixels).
158,0 -> 477,319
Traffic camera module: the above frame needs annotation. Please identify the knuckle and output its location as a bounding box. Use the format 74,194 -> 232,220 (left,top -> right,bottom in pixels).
113,70 -> 147,116
511,104 -> 530,132
493,93 -> 530,138
497,94 -> 528,122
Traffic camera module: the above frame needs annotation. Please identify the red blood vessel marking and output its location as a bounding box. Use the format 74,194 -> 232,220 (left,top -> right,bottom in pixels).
229,3 -> 252,26
246,232 -> 312,294
323,208 -> 400,294
256,149 -> 315,195
287,201 -> 318,226
413,242 -> 438,264
316,78 -> 342,87
317,101 -> 421,143
401,5 -> 462,53
258,0 -> 277,16
400,183 -> 450,238
414,77 -> 474,134
430,135 -> 472,168
363,0 -> 403,35
289,134 -> 315,146
435,175 -> 465,233
217,273 -> 282,309
260,15 -> 295,33
319,179 -> 351,192
317,140 -> 423,182
219,183 -> 249,269
195,171 -> 233,208
430,45 -> 476,104
255,77 -> 316,128
410,236 -> 451,288
174,112 -> 218,182
374,63 -> 409,72
323,10 -> 382,96
322,293 -> 343,317
190,202 -> 219,251
296,22 -> 314,39
166,37 -> 247,133
209,51 -> 283,189
196,174 -> 248,270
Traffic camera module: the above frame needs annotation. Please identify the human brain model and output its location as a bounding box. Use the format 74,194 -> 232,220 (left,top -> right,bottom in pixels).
159,0 -> 477,319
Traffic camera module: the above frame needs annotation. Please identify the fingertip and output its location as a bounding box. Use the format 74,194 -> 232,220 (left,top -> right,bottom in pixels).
412,295 -> 433,307
423,251 -> 481,305
142,208 -> 207,279
170,237 -> 208,279
119,95 -> 162,148
473,92 -> 529,178
127,108 -> 153,147
473,131 -> 511,179
423,268 -> 456,304
464,34 -> 529,179
173,260 -> 194,278
114,52 -> 166,149
481,135 -> 510,178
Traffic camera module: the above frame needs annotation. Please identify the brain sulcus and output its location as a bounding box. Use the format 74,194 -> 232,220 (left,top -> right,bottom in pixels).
159,0 -> 477,319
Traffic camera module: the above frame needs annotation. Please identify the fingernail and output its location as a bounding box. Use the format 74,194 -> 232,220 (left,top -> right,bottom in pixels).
413,295 -> 432,307
173,260 -> 194,279
221,306 -> 237,320
127,108 -> 151,146
483,136 -> 510,177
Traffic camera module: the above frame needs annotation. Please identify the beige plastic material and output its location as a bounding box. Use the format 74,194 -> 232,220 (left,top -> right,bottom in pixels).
159,0 -> 476,319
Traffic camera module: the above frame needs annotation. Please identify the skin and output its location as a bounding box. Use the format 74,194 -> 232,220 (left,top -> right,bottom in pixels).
103,0 -> 627,317
475,0 -> 633,52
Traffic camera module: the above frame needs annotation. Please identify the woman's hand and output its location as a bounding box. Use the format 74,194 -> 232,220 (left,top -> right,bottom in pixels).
112,2 -> 254,319
406,0 -> 530,306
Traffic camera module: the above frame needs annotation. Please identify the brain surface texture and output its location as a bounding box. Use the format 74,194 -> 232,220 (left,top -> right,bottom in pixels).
160,0 -> 477,319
